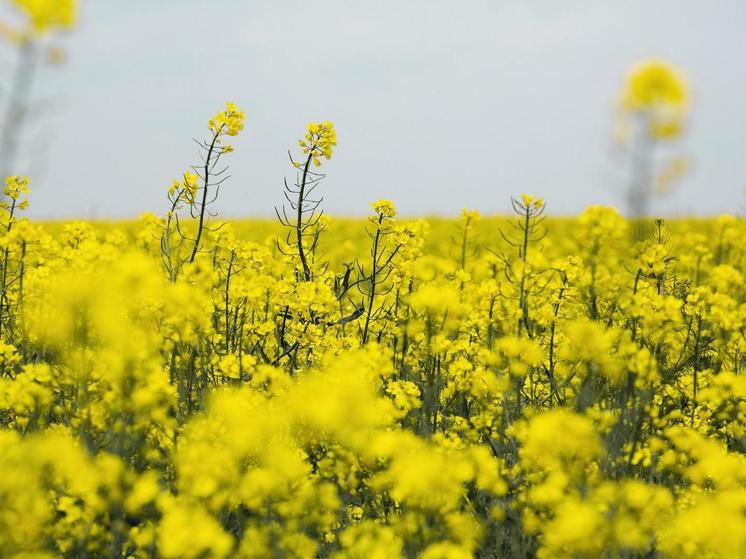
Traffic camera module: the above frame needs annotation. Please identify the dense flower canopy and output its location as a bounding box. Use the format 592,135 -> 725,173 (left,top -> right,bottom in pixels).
0,104 -> 744,559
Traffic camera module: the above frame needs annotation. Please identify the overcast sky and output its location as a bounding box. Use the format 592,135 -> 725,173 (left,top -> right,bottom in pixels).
6,0 -> 746,218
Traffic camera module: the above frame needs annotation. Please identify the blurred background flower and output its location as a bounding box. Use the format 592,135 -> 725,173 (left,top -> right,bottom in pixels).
615,58 -> 692,222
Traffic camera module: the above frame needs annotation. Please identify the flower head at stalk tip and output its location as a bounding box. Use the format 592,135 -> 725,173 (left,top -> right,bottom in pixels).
521,193 -> 544,211
371,199 -> 396,220
299,121 -> 337,167
208,102 -> 246,137
2,175 -> 30,211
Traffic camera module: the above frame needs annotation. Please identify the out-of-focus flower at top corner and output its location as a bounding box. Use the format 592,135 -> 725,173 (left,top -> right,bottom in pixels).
0,0 -> 76,47
618,58 -> 690,142
11,0 -> 77,35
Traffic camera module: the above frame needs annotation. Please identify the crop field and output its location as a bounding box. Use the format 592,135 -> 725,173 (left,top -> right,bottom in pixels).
1,1 -> 745,558
0,104 -> 744,559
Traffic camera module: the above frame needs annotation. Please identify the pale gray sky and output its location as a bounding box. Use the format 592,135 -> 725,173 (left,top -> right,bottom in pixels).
7,0 -> 746,218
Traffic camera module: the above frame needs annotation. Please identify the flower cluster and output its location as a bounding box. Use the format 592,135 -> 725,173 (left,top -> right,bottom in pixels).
167,171 -> 200,208
299,120 -> 337,166
208,101 -> 246,137
2,175 -> 30,211
371,199 -> 396,219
